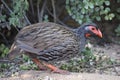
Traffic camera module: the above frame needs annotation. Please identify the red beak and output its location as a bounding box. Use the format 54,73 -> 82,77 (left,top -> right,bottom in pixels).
97,29 -> 102,38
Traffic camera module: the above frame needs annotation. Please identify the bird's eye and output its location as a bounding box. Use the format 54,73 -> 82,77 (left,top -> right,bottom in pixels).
91,28 -> 95,30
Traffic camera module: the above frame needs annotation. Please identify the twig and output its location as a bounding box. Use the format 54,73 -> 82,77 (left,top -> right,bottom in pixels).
23,12 -> 31,25
1,0 -> 21,32
0,60 -> 11,63
51,0 -> 57,23
46,7 -> 68,27
29,0 -> 35,16
39,0 -> 47,22
14,26 -> 20,32
37,0 -> 41,22
1,0 -> 13,13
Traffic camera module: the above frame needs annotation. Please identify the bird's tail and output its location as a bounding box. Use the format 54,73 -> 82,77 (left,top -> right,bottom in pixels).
6,40 -> 42,61
7,42 -> 21,60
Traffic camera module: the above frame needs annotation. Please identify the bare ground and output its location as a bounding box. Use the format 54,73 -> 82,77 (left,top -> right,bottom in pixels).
93,43 -> 120,61
1,70 -> 120,80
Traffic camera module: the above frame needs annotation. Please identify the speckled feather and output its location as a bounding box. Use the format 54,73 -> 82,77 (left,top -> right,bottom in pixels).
11,22 -> 80,62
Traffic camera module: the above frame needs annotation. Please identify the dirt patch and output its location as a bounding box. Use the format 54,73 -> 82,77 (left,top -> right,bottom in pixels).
92,43 -> 120,75
0,70 -> 120,80
93,43 -> 120,60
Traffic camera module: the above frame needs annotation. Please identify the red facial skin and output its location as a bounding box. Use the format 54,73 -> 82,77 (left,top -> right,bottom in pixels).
85,26 -> 102,38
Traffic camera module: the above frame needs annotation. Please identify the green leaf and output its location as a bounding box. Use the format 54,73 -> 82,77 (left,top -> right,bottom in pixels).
70,0 -> 74,2
109,13 -> 115,20
0,15 -> 6,22
95,7 -> 100,11
78,20 -> 82,24
80,15 -> 84,19
24,0 -> 29,10
100,10 -> 105,15
105,16 -> 109,20
96,16 -> 101,21
100,6 -> 104,10
81,9 -> 85,14
85,5 -> 88,9
105,1 -> 110,6
89,3 -> 94,9
109,13 -> 115,17
43,14 -> 49,22
104,8 -> 109,14
106,7 -> 110,11
0,44 -> 9,58
66,0 -> 69,4
72,15 -> 76,19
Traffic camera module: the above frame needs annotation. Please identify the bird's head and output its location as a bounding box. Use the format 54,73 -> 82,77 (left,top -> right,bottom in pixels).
80,22 -> 102,38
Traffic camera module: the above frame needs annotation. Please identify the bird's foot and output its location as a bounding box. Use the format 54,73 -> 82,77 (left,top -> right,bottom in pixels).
43,63 -> 70,74
32,58 -> 47,70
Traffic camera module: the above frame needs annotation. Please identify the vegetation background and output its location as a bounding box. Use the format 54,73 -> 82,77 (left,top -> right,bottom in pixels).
0,0 -> 120,46
0,0 -> 120,78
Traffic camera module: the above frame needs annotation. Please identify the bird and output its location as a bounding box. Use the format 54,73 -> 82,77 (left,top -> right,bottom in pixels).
8,22 -> 102,74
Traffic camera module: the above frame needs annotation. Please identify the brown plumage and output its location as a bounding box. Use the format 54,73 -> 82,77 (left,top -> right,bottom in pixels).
8,22 -> 102,74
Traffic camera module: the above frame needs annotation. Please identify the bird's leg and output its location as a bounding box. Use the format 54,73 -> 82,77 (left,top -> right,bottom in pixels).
32,58 -> 47,70
43,62 -> 70,74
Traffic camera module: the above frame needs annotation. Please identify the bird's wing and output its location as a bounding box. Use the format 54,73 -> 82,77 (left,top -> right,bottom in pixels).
16,40 -> 41,55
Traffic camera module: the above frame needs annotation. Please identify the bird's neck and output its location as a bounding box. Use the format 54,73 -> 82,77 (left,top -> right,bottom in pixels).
73,27 -> 87,52
73,27 -> 86,38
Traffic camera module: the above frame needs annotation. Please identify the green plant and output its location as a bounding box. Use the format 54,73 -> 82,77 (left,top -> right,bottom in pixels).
66,0 -> 115,24
60,46 -> 118,72
9,0 -> 29,27
115,24 -> 120,36
0,0 -> 29,29
43,14 -> 49,22
60,47 -> 96,72
0,44 -> 9,58
19,54 -> 38,70
0,44 -> 10,77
